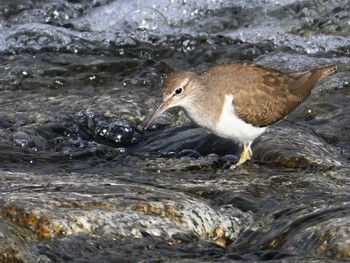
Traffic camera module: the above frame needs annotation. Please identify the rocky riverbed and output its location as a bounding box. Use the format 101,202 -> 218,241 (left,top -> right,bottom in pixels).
0,0 -> 349,262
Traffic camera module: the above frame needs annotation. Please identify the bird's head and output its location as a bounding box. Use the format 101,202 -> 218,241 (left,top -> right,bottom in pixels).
144,72 -> 202,129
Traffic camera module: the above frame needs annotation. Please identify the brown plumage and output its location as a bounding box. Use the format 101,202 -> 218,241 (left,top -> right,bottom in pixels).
202,63 -> 337,127
145,63 -> 337,166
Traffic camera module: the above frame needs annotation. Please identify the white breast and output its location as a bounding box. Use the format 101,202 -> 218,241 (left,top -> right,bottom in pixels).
214,95 -> 267,144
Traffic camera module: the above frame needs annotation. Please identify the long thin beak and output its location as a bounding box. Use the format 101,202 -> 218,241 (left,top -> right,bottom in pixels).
144,100 -> 172,130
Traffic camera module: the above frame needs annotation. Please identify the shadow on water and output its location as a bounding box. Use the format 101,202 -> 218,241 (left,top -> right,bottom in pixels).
0,0 -> 350,262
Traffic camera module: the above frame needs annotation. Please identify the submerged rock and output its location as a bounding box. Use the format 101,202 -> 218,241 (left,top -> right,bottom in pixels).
253,123 -> 347,168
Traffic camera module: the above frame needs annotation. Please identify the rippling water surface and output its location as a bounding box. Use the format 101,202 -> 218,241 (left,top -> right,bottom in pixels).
0,0 -> 349,262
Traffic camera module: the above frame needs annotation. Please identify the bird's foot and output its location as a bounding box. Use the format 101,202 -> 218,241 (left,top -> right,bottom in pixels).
231,142 -> 252,168
236,148 -> 251,166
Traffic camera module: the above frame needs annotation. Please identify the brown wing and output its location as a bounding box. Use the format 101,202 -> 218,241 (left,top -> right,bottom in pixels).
203,64 -> 298,127
203,64 -> 336,127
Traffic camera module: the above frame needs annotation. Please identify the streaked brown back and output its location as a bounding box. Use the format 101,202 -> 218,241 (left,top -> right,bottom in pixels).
203,64 -> 336,127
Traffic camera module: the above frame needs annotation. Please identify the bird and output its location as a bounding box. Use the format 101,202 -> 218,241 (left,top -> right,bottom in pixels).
144,63 -> 337,166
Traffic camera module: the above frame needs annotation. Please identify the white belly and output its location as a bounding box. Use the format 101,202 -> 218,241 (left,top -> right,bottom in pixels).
214,95 -> 267,144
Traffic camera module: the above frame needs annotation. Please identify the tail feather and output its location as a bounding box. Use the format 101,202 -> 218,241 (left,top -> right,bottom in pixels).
289,64 -> 337,98
311,64 -> 337,79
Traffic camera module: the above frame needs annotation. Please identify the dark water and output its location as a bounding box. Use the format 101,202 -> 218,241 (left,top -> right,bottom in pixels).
0,0 -> 350,262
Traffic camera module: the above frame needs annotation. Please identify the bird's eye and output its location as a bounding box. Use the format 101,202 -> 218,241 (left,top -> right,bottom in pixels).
175,88 -> 183,95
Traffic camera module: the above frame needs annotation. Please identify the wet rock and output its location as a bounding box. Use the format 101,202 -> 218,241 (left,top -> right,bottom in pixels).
138,124 -> 240,158
0,219 -> 40,263
17,111 -> 142,159
283,210 -> 350,259
0,115 -> 14,129
230,202 -> 350,260
176,149 -> 202,159
252,123 -> 347,168
0,170 -> 250,247
74,111 -> 141,147
223,154 -> 239,166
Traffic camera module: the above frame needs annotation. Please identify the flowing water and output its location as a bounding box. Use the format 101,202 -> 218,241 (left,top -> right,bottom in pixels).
0,0 -> 350,262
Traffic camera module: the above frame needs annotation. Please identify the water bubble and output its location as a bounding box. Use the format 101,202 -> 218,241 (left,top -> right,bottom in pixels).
160,151 -> 176,158
52,10 -> 59,18
191,10 -> 199,16
54,79 -> 64,86
99,128 -> 108,136
13,132 -> 34,148
182,40 -> 190,46
116,135 -> 122,142
116,147 -> 127,153
60,146 -> 74,155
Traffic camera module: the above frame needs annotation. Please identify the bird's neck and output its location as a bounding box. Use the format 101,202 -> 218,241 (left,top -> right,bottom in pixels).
181,86 -> 223,131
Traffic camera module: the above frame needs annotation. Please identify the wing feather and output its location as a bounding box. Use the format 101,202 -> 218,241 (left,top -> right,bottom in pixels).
203,63 -> 335,127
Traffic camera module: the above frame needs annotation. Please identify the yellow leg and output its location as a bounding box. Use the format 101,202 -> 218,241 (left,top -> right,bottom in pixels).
236,142 -> 252,166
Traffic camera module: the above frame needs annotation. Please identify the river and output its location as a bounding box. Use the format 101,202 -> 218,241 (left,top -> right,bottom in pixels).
0,0 -> 349,262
